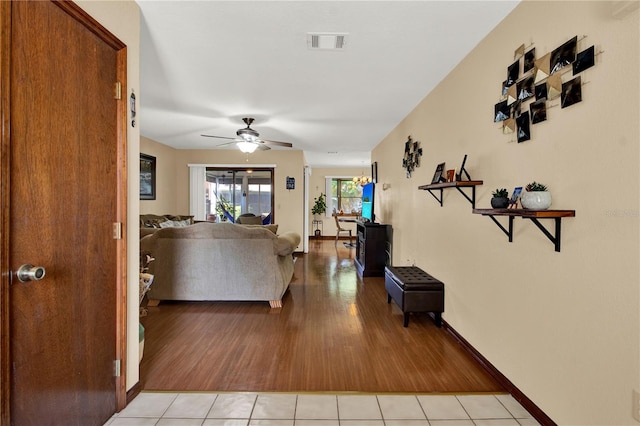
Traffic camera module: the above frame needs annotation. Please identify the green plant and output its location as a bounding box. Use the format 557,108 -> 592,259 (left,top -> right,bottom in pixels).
215,196 -> 231,216
492,188 -> 509,198
525,181 -> 548,192
311,193 -> 326,215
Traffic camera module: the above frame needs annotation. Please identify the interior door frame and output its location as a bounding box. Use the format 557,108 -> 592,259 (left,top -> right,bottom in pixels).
0,1 -> 129,422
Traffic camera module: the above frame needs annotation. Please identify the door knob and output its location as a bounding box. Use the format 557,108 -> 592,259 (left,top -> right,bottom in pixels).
16,264 -> 46,282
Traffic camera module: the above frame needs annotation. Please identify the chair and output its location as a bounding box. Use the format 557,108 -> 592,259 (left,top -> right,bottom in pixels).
237,213 -> 263,225
333,214 -> 353,247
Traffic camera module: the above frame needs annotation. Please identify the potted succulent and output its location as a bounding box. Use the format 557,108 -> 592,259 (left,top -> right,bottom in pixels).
490,188 -> 509,209
311,193 -> 326,219
520,181 -> 551,210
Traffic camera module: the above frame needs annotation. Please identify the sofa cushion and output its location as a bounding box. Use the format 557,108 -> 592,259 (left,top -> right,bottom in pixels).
240,224 -> 278,234
140,214 -> 193,228
140,227 -> 159,238
151,221 -> 277,240
158,218 -> 192,228
166,215 -> 194,224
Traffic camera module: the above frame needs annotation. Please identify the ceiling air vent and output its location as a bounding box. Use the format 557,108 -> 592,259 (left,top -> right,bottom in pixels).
307,33 -> 348,50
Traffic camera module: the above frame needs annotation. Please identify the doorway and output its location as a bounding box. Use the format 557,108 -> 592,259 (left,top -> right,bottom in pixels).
206,168 -> 274,224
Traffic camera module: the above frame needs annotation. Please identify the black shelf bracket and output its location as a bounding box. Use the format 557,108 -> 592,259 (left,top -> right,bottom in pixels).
526,217 -> 563,252
455,186 -> 477,209
486,214 -> 514,242
426,189 -> 443,207
424,186 -> 478,208
419,181 -> 483,209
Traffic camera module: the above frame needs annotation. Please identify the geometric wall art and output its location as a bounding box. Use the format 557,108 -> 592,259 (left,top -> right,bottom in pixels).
494,35 -> 601,143
516,111 -> 531,143
561,76 -> 582,108
530,99 -> 547,124
573,45 -> 595,74
402,136 -> 423,178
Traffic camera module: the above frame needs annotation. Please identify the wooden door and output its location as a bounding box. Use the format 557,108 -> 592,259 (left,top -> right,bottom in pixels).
0,1 -> 127,424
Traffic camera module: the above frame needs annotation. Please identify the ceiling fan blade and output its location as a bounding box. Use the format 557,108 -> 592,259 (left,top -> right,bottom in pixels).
260,139 -> 293,148
201,134 -> 236,140
214,141 -> 238,148
256,143 -> 271,151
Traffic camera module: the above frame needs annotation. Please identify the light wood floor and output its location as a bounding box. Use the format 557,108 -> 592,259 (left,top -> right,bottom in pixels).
139,239 -> 504,393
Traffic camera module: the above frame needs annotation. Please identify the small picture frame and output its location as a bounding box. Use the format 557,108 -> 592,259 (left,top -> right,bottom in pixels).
509,186 -> 523,208
431,162 -> 446,184
446,169 -> 456,182
286,176 -> 295,190
140,153 -> 156,200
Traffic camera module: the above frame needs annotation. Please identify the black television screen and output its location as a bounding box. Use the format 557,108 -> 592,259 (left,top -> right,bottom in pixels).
361,182 -> 375,223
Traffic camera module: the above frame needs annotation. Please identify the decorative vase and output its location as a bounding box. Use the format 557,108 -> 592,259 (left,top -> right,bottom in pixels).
490,197 -> 509,209
520,191 -> 552,210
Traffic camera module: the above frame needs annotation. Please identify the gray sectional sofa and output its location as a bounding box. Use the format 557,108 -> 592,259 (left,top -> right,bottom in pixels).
140,222 -> 301,308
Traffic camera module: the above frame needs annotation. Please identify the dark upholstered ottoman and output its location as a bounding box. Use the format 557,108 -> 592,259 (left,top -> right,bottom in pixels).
385,266 -> 444,327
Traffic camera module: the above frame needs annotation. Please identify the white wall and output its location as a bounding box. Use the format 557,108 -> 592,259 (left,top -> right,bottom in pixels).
76,0 -> 141,392
373,1 -> 639,424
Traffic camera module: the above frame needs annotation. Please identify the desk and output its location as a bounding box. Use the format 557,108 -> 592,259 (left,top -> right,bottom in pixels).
333,213 -> 360,223
333,213 -> 360,247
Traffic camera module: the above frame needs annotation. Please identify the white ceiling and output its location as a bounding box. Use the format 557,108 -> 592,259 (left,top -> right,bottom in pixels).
137,0 -> 519,168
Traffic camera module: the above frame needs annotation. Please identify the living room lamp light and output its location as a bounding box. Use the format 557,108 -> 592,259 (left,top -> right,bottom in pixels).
237,141 -> 258,153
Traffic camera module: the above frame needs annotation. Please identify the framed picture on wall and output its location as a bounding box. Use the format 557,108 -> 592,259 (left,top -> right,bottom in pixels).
431,162 -> 445,184
371,161 -> 378,183
140,153 -> 156,200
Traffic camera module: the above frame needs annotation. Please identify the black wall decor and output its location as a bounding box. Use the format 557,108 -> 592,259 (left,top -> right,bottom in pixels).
402,136 -> 422,178
494,35 -> 600,143
286,176 -> 295,190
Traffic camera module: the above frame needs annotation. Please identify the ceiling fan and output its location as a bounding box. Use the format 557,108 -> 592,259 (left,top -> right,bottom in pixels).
201,117 -> 293,153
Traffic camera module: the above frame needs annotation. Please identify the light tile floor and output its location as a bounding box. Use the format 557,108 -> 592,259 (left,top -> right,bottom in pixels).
104,392 -> 540,426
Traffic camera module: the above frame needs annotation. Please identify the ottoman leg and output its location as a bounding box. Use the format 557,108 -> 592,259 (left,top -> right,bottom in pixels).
403,313 -> 410,327
387,294 -> 392,304
434,312 -> 442,328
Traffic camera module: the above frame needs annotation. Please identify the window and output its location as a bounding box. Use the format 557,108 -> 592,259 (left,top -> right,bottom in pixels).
205,168 -> 274,223
328,178 -> 362,215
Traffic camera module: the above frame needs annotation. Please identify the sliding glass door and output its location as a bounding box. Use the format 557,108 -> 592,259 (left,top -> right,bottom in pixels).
205,168 -> 274,223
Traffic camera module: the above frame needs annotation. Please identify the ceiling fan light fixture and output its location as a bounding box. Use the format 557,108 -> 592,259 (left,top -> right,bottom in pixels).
237,141 -> 258,153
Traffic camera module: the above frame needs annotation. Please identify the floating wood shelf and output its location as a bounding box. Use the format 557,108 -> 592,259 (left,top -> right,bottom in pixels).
472,208 -> 576,252
418,180 -> 483,208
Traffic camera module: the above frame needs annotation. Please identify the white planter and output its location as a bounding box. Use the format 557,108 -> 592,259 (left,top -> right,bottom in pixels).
520,191 -> 552,210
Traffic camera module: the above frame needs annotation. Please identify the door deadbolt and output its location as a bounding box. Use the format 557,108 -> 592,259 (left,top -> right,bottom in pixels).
16,264 -> 46,282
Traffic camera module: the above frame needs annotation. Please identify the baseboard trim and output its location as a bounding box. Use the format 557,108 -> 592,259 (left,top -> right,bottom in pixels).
442,319 -> 556,426
126,381 -> 142,405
